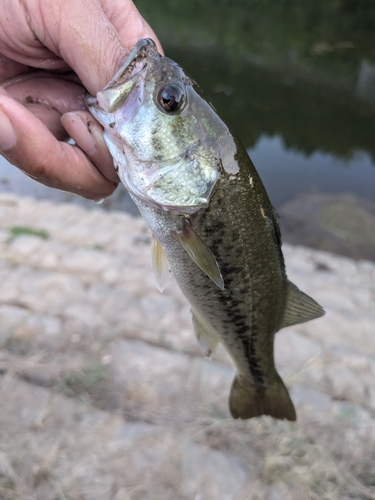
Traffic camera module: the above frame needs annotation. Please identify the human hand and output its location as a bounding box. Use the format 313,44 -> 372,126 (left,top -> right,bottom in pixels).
0,0 -> 162,200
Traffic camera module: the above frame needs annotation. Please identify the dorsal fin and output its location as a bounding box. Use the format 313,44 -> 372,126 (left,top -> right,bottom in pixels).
176,224 -> 224,290
281,280 -> 325,329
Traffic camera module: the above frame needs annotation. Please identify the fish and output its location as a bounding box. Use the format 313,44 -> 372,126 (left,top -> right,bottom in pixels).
86,38 -> 325,421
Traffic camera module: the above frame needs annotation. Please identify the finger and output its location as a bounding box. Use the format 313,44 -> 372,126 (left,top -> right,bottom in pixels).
2,73 -> 87,140
1,0 -> 161,93
2,73 -> 86,112
101,0 -> 163,54
61,111 -> 120,183
0,54 -> 31,82
0,93 -> 117,200
0,81 -> 68,140
0,0 -> 126,88
23,0 -> 129,93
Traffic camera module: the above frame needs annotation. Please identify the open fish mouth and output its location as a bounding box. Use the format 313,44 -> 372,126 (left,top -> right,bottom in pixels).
85,38 -> 158,113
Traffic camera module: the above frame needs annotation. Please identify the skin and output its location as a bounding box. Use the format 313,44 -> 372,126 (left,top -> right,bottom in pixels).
0,0 -> 162,200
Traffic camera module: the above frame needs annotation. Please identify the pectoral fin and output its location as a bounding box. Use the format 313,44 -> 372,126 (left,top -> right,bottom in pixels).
151,236 -> 170,292
281,280 -> 325,329
191,309 -> 219,358
176,225 -> 224,290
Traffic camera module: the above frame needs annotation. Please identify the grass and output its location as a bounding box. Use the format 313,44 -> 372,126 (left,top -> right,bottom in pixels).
9,226 -> 49,240
57,361 -> 115,410
86,244 -> 105,251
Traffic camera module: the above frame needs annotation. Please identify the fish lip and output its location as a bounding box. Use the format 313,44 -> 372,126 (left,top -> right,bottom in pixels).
85,38 -> 157,111
104,38 -> 158,89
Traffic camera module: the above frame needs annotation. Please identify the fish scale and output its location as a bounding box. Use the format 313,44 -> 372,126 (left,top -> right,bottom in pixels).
86,38 -> 324,421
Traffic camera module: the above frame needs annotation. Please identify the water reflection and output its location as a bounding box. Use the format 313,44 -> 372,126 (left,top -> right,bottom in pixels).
167,47 -> 375,163
136,0 -> 375,96
250,135 -> 375,209
356,60 -> 375,103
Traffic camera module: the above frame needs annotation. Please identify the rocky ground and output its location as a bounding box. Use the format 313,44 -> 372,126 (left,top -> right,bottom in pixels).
0,193 -> 375,500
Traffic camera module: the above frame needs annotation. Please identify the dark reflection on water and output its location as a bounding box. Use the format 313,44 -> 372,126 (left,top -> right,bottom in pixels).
136,0 -> 375,92
168,46 -> 375,162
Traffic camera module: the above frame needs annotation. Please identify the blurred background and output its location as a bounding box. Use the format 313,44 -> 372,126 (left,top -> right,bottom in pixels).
2,0 -> 375,258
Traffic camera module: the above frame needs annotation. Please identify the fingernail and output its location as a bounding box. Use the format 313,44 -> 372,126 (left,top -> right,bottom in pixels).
62,112 -> 96,156
0,105 -> 17,151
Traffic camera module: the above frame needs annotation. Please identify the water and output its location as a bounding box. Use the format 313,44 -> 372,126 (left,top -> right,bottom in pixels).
249,136 -> 375,209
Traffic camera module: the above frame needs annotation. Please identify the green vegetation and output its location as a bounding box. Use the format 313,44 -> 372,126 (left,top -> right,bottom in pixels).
87,243 -> 105,251
9,225 -> 49,240
135,0 -> 375,83
58,362 -> 113,409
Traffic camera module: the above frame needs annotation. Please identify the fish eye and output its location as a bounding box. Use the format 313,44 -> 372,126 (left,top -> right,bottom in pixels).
156,84 -> 186,113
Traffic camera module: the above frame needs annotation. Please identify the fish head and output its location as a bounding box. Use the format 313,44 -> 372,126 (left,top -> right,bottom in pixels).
86,38 -> 232,212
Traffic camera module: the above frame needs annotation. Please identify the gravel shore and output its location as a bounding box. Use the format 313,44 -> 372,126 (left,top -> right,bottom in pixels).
0,193 -> 374,500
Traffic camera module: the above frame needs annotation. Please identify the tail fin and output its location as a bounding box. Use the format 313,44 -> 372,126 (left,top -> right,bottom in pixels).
229,374 -> 296,421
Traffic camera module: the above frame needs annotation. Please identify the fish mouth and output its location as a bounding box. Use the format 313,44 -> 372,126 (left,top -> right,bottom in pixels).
85,38 -> 158,112
104,38 -> 158,89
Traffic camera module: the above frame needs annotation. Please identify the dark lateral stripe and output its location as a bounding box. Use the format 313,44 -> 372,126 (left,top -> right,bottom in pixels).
247,326 -> 266,387
215,258 -> 266,387
236,321 -> 265,387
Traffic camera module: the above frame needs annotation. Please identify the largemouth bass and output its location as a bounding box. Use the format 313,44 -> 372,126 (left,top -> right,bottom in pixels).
86,39 -> 324,421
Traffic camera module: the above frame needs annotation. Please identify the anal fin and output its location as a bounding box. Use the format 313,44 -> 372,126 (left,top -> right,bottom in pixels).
176,224 -> 224,290
281,280 -> 325,329
191,309 -> 219,358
